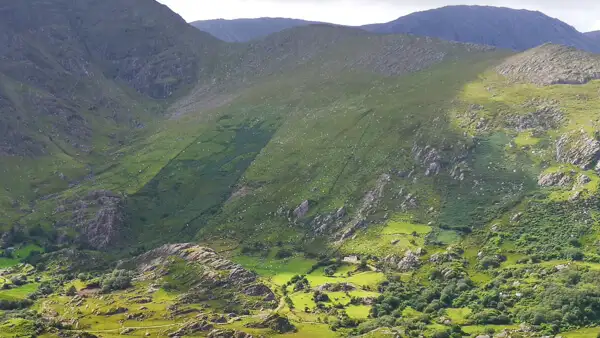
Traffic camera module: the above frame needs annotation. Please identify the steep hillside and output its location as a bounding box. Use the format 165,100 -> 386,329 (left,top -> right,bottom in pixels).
6,1 -> 600,337
0,0 -> 222,227
364,5 -> 600,52
191,18 -> 322,42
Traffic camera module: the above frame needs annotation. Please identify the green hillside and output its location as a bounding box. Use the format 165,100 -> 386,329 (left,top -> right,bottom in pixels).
3,1 -> 600,337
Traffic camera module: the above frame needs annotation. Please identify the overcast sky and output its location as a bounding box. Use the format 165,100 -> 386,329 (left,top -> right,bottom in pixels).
157,0 -> 600,32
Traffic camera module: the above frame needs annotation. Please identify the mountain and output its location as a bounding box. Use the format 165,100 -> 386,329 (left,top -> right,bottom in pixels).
0,0 -> 222,223
586,30 -> 600,41
4,1 -> 600,337
364,5 -> 600,52
191,17 -> 322,42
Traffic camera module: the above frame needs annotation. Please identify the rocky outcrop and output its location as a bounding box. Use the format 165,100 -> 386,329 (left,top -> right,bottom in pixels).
429,246 -> 465,264
555,131 -> 600,170
207,329 -> 253,338
505,102 -> 564,132
385,249 -> 423,272
127,244 -> 255,284
246,314 -> 297,334
71,190 -> 124,249
338,174 -> 390,241
537,171 -> 573,187
574,174 -> 592,188
497,44 -> 600,86
293,200 -> 310,219
413,145 -> 442,176
120,244 -> 276,309
168,320 -> 214,337
317,283 -> 356,292
312,207 -> 347,234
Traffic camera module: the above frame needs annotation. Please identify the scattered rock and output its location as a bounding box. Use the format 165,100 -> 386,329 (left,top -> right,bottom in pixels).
510,213 -> 522,223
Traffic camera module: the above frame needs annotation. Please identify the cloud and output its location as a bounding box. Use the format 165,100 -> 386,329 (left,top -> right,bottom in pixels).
158,0 -> 600,32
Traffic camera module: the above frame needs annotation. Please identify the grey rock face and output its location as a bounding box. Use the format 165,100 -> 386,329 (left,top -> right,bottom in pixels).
71,190 -> 124,249
413,145 -> 442,176
537,171 -> 572,187
556,131 -> 600,170
293,200 -> 310,219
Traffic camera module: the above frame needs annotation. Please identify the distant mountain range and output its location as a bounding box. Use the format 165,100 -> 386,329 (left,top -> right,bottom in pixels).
192,6 -> 600,52
190,18 -> 321,42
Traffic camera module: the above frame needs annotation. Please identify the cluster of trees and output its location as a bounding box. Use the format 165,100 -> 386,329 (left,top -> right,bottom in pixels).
100,270 -> 134,293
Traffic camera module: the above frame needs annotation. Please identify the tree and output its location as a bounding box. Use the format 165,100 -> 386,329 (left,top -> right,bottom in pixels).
66,285 -> 77,297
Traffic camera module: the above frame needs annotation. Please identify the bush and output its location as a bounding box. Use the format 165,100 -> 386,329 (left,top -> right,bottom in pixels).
313,290 -> 330,303
275,248 -> 293,259
66,285 -> 77,297
100,270 -> 134,293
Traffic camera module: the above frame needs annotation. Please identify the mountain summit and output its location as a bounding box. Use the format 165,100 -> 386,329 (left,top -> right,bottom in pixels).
363,5 -> 600,52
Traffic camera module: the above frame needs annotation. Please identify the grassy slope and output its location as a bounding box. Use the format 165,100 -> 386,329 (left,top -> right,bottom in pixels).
7,20 -> 600,336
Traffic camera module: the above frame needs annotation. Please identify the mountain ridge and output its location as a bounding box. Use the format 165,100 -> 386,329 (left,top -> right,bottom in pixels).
191,17 -> 323,42
190,6 -> 600,53
362,5 -> 600,52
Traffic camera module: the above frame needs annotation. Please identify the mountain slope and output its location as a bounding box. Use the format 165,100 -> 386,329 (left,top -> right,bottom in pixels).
586,30 -> 600,41
364,5 -> 600,52
0,0 -> 222,225
6,1 -> 600,337
191,17 -> 322,42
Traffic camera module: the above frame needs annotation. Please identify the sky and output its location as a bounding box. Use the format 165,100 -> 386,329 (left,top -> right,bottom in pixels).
157,0 -> 600,32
